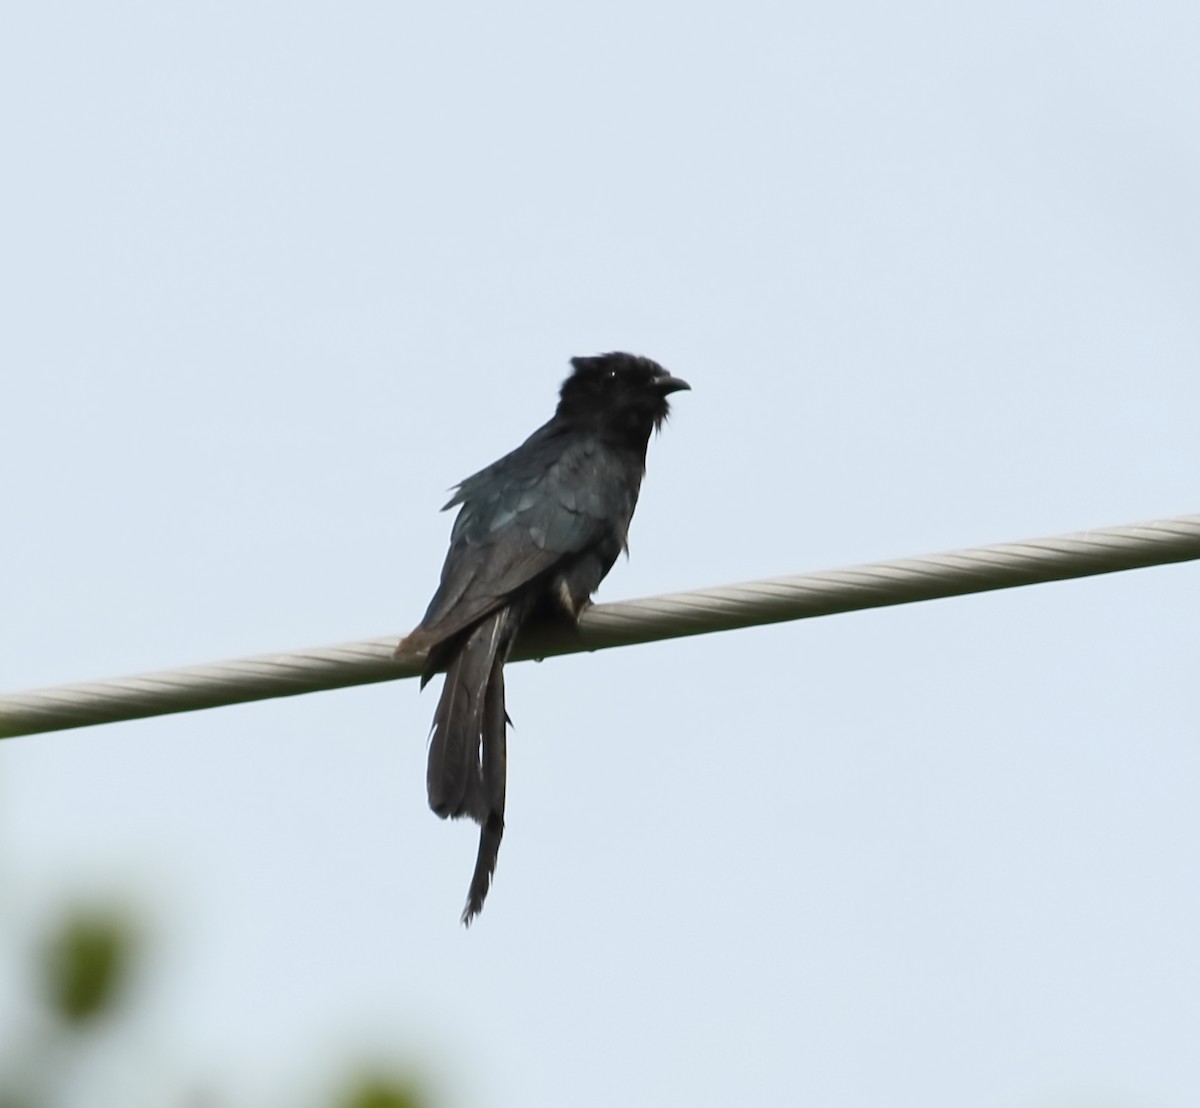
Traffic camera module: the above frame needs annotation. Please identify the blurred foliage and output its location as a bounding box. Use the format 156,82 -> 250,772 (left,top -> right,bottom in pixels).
0,902 -> 434,1108
337,1074 -> 426,1108
41,909 -> 132,1027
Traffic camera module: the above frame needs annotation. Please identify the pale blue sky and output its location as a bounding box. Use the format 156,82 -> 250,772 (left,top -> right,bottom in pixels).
3,3 -> 1200,1105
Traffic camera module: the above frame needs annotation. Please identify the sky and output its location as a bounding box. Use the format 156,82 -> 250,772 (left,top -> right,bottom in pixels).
2,2 -> 1200,1105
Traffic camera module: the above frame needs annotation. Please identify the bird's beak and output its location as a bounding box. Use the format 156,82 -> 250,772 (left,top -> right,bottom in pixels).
655,374 -> 691,395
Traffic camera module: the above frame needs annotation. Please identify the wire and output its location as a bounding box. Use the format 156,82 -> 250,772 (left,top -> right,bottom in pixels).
2,512 -> 1198,740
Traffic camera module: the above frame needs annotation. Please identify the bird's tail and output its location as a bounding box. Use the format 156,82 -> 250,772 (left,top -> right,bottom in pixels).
425,603 -> 525,924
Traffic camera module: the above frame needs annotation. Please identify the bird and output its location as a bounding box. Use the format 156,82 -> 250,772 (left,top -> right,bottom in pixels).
398,352 -> 690,924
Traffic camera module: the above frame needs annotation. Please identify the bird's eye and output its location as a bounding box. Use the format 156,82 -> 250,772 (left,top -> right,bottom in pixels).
606,370 -> 618,382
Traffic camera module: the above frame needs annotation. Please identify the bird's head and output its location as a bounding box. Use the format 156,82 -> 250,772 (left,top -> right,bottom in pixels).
557,352 -> 690,440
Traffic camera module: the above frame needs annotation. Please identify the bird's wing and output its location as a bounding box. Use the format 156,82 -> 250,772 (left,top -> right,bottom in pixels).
405,430 -> 633,649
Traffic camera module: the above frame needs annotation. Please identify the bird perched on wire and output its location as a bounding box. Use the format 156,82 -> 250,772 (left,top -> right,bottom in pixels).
398,352 -> 690,924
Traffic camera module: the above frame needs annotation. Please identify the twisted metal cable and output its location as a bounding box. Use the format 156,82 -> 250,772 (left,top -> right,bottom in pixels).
2,512 -> 1198,740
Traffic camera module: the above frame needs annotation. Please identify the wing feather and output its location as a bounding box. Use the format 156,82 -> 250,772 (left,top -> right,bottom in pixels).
406,434 -> 629,649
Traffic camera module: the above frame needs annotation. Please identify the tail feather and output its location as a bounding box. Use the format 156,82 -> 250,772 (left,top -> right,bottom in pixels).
424,602 -> 525,922
462,660 -> 507,925
426,609 -> 509,818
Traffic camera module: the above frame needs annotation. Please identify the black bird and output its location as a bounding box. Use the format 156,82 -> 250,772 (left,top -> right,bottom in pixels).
399,352 -> 690,924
